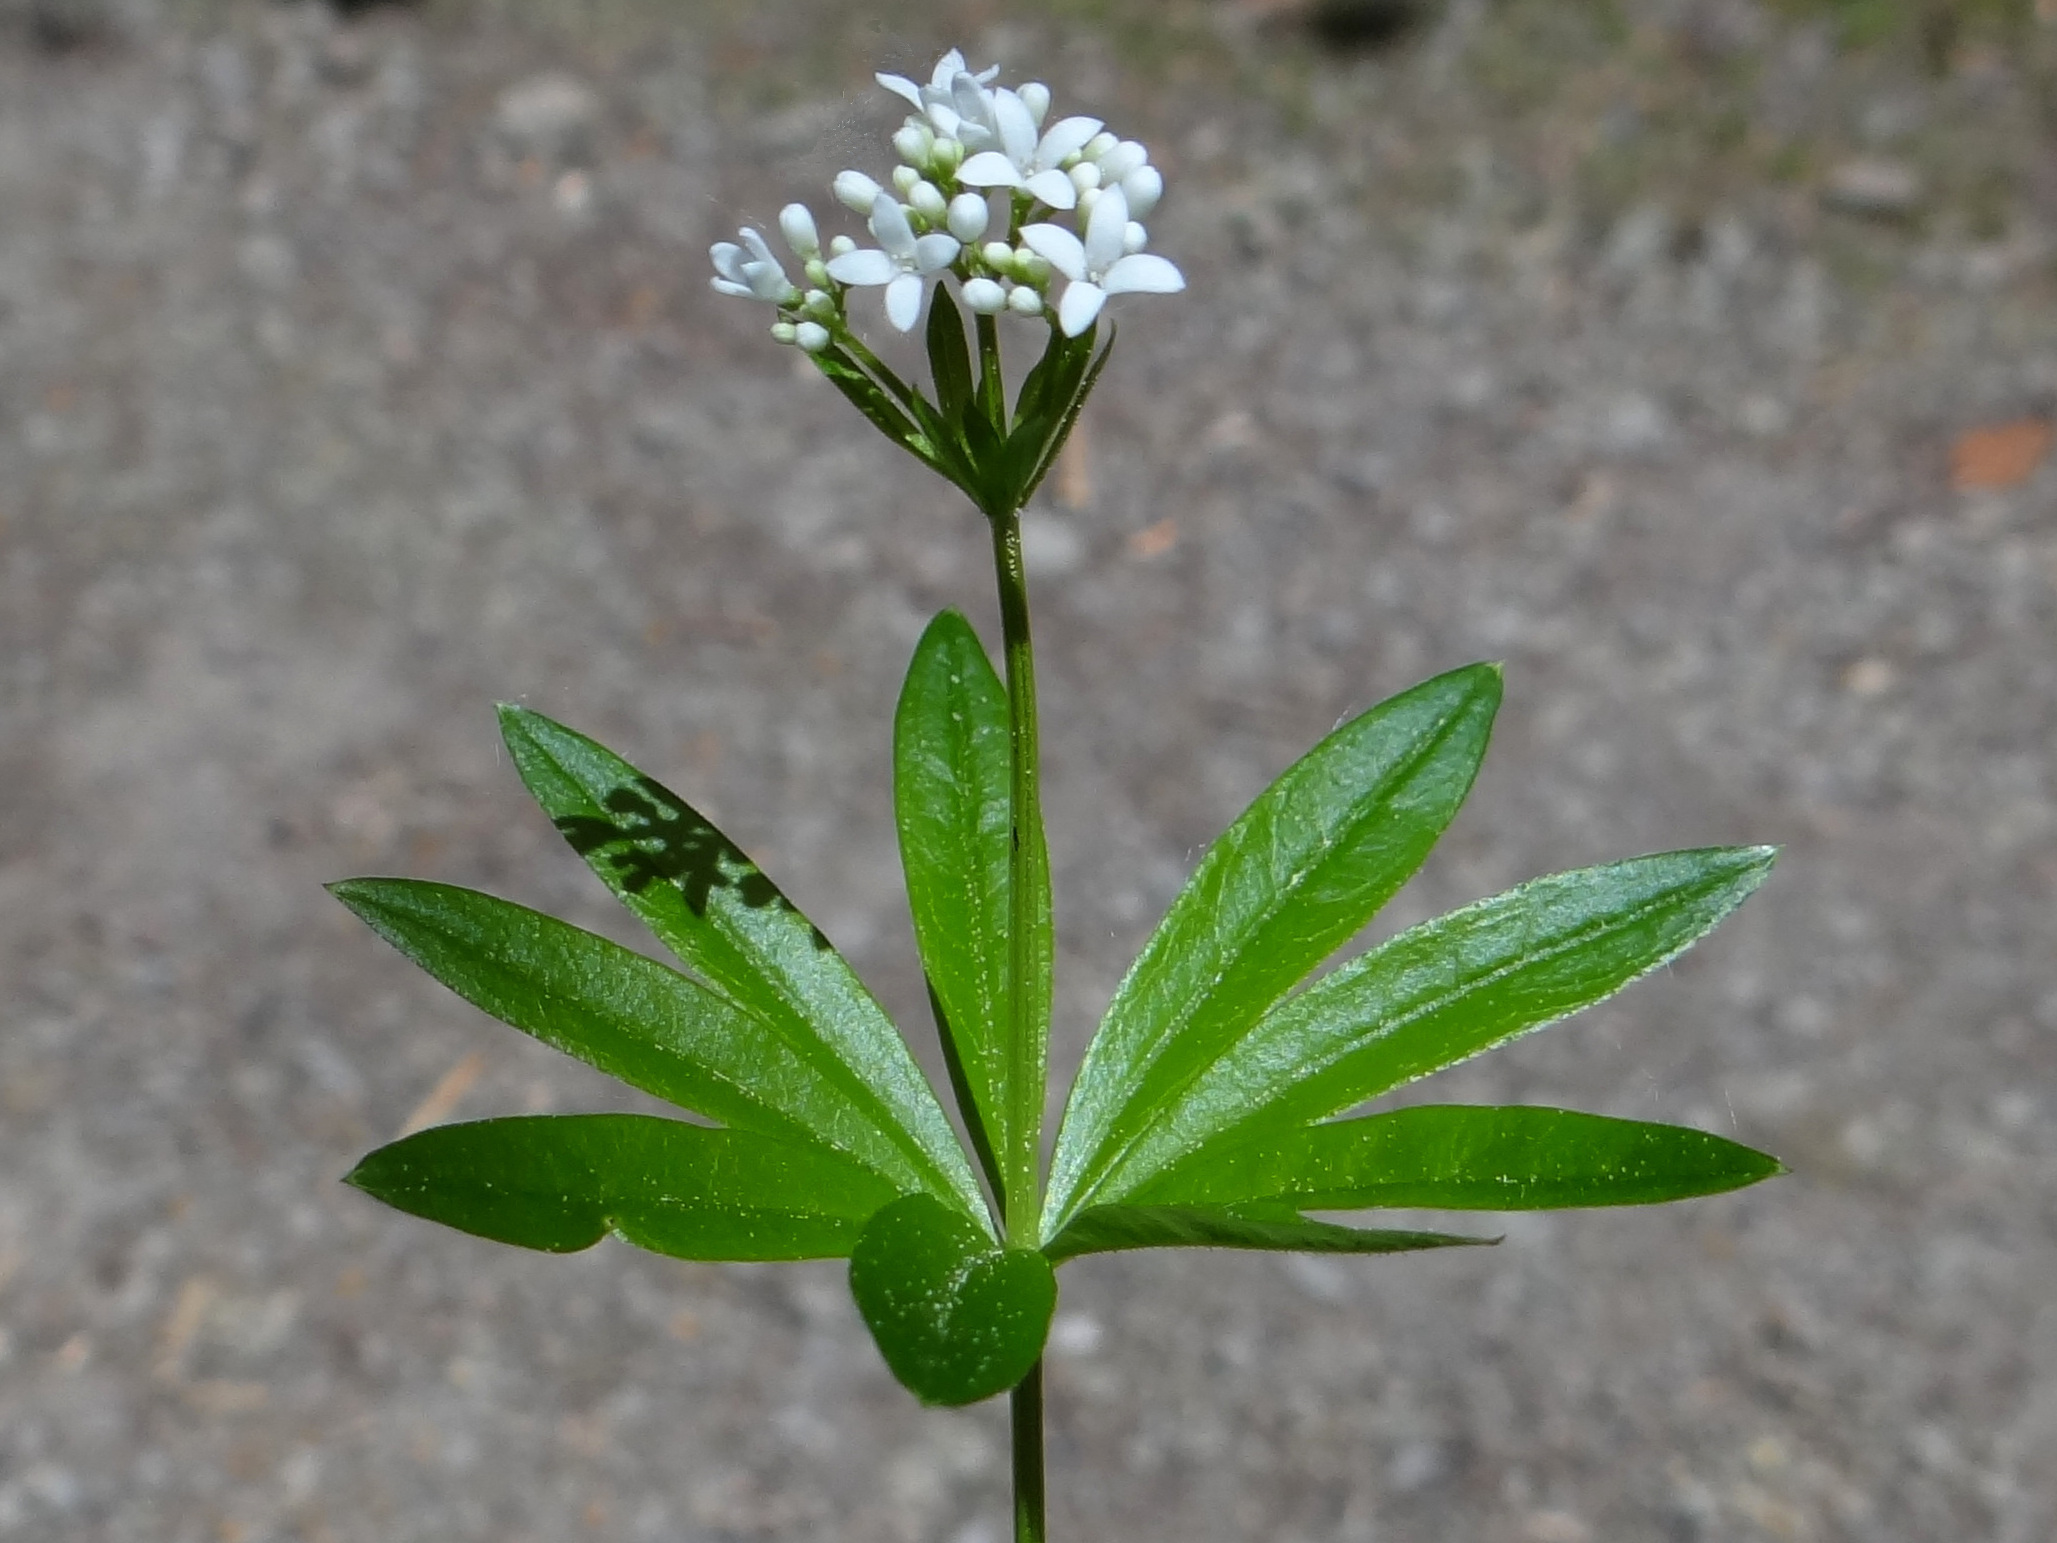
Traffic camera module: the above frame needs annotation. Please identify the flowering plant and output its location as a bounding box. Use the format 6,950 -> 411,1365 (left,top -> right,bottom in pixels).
335,50 -> 1782,1541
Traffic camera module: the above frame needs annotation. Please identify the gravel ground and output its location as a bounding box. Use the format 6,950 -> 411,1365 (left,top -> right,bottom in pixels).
3,1 -> 2056,1540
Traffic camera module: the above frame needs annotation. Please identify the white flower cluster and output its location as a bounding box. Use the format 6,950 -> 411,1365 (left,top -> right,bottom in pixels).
709,49 -> 1182,348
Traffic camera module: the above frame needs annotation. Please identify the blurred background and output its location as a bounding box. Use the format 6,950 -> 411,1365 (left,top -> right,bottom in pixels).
2,0 -> 2055,1539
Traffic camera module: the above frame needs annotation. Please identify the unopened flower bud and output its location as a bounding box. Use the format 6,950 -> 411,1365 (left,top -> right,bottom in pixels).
804,258 -> 831,289
779,203 -> 821,260
1098,140 -> 1148,183
981,240 -> 1014,270
829,234 -> 857,257
1017,250 -> 1052,285
770,320 -> 799,344
947,192 -> 990,243
1122,165 -> 1163,219
893,120 -> 934,165
963,276 -> 1008,314
892,163 -> 922,195
931,137 -> 964,175
1077,186 -> 1101,221
1018,82 -> 1050,126
1006,285 -> 1043,317
834,169 -> 882,215
793,321 -> 831,353
909,179 -> 948,222
1070,161 -> 1101,194
1082,131 -> 1118,162
803,288 -> 837,319
1123,221 -> 1148,255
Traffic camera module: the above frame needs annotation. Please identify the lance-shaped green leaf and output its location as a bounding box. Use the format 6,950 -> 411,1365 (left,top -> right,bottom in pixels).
849,1194 -> 1056,1407
330,878 -> 935,1197
1133,1105 -> 1784,1213
497,708 -> 986,1223
1043,1204 -> 1491,1264
347,1114 -> 900,1261
925,285 -> 975,429
1085,847 -> 1777,1211
894,611 -> 1022,1199
1046,664 -> 1503,1225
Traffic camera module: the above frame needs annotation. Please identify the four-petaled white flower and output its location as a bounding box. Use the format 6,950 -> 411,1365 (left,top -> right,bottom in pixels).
877,49 -> 1001,151
826,199 -> 962,331
956,91 -> 1104,211
1021,186 -> 1183,336
709,227 -> 798,305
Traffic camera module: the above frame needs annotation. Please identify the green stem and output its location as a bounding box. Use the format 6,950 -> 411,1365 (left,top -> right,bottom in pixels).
1012,1362 -> 1047,1543
979,320 -> 1050,1543
989,504 -> 1046,1243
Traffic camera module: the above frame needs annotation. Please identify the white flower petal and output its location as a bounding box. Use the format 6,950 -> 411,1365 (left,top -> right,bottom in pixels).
993,89 -> 1038,167
912,232 -> 962,273
1057,280 -> 1105,337
1036,115 -> 1103,167
1023,169 -> 1077,209
869,199 -> 918,260
876,72 -> 924,110
885,271 -> 924,331
1020,222 -> 1087,281
826,249 -> 896,286
1083,185 -> 1129,274
957,151 -> 1024,189
932,49 -> 967,87
740,227 -> 781,269
1121,165 -> 1163,219
710,241 -> 745,282
741,261 -> 792,302
710,277 -> 754,298
1018,82 -> 1050,127
950,73 -> 994,130
1097,140 -> 1148,183
1099,253 -> 1185,295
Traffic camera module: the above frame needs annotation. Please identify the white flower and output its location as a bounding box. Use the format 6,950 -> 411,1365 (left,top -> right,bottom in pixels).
1021,186 -> 1183,336
710,227 -> 799,305
956,90 -> 1103,210
877,49 -> 1002,151
825,199 -> 961,332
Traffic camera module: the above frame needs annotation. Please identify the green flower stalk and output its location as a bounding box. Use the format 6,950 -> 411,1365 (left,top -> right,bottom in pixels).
336,46 -> 1784,1543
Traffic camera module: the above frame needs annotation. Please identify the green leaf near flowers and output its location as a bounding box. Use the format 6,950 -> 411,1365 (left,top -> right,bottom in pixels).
894,611 -> 1038,1201
496,707 -> 987,1222
347,1114 -> 899,1260
1086,847 -> 1777,1209
1042,1204 -> 1491,1263
849,1194 -> 1057,1407
1046,663 -> 1503,1227
1132,1105 -> 1783,1213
